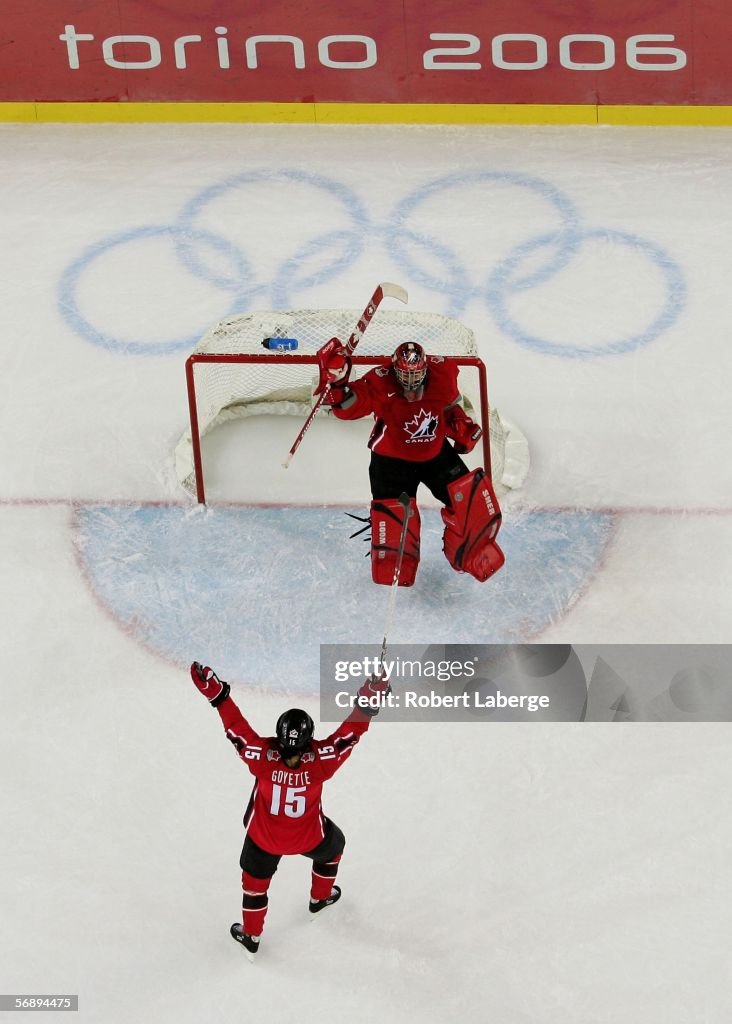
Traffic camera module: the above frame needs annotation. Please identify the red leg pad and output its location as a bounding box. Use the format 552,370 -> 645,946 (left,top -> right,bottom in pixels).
370,498 -> 421,586
442,470 -> 504,582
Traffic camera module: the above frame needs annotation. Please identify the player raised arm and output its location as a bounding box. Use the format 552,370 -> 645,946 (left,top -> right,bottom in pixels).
312,673 -> 392,780
190,662 -> 265,768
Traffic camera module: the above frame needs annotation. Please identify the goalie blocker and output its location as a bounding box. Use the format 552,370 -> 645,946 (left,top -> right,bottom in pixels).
369,471 -> 502,586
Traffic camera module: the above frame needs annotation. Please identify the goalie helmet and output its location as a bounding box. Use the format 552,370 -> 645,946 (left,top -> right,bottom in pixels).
276,708 -> 314,757
392,342 -> 428,394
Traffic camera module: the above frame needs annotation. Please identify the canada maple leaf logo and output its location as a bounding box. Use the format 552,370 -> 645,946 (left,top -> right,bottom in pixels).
404,408 -> 439,442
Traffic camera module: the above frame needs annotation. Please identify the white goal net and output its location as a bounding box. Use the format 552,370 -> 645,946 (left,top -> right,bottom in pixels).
176,308 -> 529,501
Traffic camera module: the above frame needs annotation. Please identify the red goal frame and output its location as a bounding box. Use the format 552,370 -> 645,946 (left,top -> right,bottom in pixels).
185,353 -> 493,504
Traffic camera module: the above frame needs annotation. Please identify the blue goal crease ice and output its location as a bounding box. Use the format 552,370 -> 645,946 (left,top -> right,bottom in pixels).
73,504 -> 614,696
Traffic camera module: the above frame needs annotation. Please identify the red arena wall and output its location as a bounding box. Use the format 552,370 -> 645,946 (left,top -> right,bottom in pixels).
1,0 -> 731,110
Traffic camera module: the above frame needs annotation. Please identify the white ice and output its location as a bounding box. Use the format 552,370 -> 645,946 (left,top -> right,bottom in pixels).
1,123 -> 731,1023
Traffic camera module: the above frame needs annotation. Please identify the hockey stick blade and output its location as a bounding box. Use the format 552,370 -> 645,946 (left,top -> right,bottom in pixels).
379,282 -> 408,304
343,282 -> 408,355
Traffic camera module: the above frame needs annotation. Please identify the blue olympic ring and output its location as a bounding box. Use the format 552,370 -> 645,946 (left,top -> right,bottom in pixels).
176,169 -> 369,304
385,169 -> 583,318
59,223 -> 254,355
58,166 -> 686,359
486,227 -> 687,357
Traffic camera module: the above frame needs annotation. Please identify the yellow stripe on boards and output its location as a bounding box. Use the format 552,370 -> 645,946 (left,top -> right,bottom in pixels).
1,101 -> 732,126
599,104 -> 732,126
312,103 -> 597,125
0,103 -> 38,122
32,102 -> 317,123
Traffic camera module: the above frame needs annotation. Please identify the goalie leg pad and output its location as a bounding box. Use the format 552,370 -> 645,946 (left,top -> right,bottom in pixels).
441,470 -> 504,582
370,498 -> 421,587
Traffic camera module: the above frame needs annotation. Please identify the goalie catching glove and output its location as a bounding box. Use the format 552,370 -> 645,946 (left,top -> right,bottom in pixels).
191,662 -> 230,708
355,674 -> 391,717
315,337 -> 352,400
445,404 -> 482,455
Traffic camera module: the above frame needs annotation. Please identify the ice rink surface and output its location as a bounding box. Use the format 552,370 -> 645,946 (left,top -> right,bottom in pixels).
1,122 -> 731,1022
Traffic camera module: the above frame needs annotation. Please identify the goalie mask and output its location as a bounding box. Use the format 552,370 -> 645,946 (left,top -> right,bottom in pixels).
392,342 -> 428,398
276,708 -> 314,757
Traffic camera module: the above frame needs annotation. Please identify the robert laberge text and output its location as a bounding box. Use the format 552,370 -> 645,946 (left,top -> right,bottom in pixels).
335,691 -> 551,712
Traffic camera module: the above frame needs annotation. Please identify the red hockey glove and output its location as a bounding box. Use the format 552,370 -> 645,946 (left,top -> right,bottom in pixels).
191,662 -> 230,708
315,337 -> 352,396
355,674 -> 392,717
445,405 -> 482,455
320,382 -> 352,408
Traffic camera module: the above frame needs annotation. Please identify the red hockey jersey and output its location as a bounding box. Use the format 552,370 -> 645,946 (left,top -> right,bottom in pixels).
332,357 -> 461,462
216,697 -> 370,855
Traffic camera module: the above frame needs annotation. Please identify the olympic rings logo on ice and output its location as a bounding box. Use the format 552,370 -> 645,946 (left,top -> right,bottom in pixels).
58,167 -> 685,359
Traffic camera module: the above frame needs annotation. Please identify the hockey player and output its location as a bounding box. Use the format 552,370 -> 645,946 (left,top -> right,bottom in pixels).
190,662 -> 389,960
315,338 -> 504,586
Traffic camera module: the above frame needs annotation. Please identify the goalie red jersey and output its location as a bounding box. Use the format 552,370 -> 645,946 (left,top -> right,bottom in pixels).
332,356 -> 461,462
216,698 -> 370,856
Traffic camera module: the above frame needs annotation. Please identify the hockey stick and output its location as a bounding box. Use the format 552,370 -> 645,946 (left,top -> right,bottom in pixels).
376,492 -> 412,681
282,281 -> 408,468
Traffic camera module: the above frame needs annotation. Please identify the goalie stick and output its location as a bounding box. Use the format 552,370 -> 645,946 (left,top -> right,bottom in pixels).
282,281 -> 408,468
376,491 -> 412,682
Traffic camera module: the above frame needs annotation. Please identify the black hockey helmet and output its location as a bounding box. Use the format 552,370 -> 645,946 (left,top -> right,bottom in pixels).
276,708 -> 315,757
